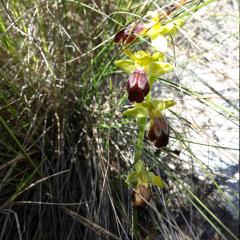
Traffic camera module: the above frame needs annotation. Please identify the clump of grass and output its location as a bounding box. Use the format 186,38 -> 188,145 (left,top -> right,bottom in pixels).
0,0 -> 239,239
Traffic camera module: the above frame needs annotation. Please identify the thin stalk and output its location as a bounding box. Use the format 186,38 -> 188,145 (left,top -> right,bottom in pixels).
134,117 -> 147,162
134,90 -> 152,163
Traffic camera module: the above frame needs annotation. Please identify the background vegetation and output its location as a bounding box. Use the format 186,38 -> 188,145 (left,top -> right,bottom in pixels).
0,0 -> 239,239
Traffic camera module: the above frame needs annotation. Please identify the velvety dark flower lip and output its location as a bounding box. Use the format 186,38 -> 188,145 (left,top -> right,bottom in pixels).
148,115 -> 169,148
114,24 -> 145,44
114,29 -> 136,44
127,69 -> 150,103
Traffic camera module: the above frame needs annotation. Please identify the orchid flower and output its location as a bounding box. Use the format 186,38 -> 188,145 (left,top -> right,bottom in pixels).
114,11 -> 185,52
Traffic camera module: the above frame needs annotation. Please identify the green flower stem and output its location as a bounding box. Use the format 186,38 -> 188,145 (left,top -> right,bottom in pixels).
134,87 -> 153,162
134,117 -> 147,162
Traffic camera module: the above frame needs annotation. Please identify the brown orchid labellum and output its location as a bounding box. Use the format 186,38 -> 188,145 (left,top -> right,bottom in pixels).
148,114 -> 169,148
127,68 -> 150,103
114,23 -> 145,44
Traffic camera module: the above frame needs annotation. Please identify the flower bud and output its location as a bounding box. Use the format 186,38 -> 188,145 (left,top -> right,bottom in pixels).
148,115 -> 169,148
114,24 -> 145,44
132,184 -> 152,208
127,69 -> 150,103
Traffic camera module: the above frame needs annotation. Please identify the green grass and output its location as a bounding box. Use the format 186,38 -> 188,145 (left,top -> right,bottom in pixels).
0,0 -> 239,239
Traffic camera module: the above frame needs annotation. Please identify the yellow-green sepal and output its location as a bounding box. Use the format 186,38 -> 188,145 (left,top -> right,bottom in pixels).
149,61 -> 174,77
123,105 -> 149,118
114,59 -> 135,73
160,18 -> 185,35
151,99 -> 176,111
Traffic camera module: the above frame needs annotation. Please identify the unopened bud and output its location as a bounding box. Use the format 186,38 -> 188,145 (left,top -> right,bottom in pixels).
132,185 -> 152,208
